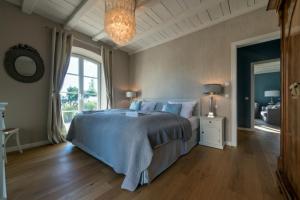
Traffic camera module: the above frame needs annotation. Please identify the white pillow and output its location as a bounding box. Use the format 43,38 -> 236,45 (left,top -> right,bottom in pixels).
161,104 -> 167,112
141,101 -> 157,112
168,101 -> 197,118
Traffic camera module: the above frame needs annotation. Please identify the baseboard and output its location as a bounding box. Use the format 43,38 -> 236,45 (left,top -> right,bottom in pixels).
6,140 -> 50,153
276,170 -> 298,200
199,142 -> 224,150
225,141 -> 233,146
238,127 -> 255,132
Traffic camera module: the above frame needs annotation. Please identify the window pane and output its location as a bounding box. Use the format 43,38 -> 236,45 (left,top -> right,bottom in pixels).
83,77 -> 98,111
60,92 -> 79,131
84,59 -> 98,78
67,57 -> 79,74
61,74 -> 79,93
84,77 -> 98,95
61,92 -> 79,114
100,65 -> 107,109
83,98 -> 98,111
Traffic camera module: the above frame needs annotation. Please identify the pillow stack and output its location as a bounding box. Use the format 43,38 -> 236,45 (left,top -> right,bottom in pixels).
162,103 -> 182,115
129,100 -> 197,118
168,101 -> 197,118
129,100 -> 157,112
140,101 -> 157,112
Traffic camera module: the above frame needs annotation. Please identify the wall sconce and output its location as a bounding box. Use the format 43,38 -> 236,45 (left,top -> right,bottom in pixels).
224,81 -> 230,98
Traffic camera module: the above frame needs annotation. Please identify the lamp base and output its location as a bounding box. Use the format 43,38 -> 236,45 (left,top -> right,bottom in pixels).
207,112 -> 215,118
268,97 -> 275,105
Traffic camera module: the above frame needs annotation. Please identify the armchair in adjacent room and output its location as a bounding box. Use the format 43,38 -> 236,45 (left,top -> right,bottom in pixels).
260,102 -> 281,126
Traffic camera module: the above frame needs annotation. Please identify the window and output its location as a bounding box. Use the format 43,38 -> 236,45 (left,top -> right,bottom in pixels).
61,54 -> 105,130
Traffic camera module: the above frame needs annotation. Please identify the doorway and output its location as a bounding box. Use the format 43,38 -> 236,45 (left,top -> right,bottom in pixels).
230,31 -> 282,199
251,59 -> 281,134
231,31 -> 280,147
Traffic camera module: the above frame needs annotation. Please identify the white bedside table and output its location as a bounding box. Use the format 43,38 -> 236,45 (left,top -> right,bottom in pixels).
199,116 -> 225,149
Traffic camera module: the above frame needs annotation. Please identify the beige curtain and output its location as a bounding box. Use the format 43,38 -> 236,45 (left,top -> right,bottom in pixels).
47,28 -> 73,144
101,46 -> 113,109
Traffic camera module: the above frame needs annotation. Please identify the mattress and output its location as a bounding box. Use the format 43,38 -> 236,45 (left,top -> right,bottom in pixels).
140,129 -> 199,185
189,116 -> 199,131
140,117 -> 199,185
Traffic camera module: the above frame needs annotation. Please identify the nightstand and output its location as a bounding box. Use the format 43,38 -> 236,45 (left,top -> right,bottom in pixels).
199,116 -> 225,149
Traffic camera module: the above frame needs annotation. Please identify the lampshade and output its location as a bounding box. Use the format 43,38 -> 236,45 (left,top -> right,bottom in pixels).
126,91 -> 136,98
203,84 -> 223,95
264,90 -> 280,97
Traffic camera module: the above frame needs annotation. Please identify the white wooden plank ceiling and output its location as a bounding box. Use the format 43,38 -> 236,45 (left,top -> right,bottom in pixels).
6,0 -> 269,54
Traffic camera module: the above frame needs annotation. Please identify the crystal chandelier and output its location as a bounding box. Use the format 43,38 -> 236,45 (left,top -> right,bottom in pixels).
104,0 -> 136,45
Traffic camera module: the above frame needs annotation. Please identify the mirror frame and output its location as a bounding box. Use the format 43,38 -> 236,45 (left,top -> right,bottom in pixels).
4,44 -> 44,83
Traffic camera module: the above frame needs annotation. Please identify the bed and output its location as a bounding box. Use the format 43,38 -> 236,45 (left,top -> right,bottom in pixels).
66,99 -> 200,191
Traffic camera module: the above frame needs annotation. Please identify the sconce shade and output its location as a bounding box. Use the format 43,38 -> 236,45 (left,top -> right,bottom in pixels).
203,84 -> 223,95
264,90 -> 280,97
126,91 -> 136,98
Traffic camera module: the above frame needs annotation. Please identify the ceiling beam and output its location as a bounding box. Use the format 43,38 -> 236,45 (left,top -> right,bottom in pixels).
118,0 -> 224,47
22,0 -> 39,14
92,0 -> 162,41
65,0 -> 99,29
92,30 -> 107,41
136,0 -> 163,8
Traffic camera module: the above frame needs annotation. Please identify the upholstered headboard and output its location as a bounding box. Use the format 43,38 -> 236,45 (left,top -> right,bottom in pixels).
141,98 -> 201,117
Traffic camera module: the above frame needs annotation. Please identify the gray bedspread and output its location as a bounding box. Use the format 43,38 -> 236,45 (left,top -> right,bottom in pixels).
66,109 -> 192,191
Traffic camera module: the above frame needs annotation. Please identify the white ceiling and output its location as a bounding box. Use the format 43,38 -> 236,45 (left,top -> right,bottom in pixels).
6,0 -> 269,54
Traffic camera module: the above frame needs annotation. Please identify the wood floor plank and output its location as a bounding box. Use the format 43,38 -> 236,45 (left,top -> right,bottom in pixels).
6,131 -> 283,200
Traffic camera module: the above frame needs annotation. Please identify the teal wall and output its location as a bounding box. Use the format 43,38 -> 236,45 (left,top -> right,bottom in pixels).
255,72 -> 280,106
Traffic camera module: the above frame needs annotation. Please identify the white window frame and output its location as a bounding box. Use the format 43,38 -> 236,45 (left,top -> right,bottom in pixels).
71,54 -> 102,111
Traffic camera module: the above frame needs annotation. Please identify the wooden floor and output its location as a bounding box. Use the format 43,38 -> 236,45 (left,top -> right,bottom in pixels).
6,130 -> 282,200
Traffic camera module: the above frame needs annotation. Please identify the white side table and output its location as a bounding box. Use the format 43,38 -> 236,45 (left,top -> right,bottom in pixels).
199,116 -> 225,149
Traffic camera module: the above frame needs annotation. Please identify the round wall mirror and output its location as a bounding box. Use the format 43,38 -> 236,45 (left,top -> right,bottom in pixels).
4,44 -> 44,83
15,56 -> 37,76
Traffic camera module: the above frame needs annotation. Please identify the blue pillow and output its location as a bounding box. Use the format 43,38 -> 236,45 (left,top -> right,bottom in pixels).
129,100 -> 141,111
163,103 -> 182,115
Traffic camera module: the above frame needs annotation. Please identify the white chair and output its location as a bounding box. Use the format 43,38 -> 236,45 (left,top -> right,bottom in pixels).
3,128 -> 22,163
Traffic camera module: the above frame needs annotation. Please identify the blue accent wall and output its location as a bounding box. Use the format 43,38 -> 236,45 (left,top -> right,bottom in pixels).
255,72 -> 280,106
237,39 -> 280,128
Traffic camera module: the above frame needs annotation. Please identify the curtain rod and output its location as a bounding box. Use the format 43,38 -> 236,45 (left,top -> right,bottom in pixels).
43,26 -> 111,50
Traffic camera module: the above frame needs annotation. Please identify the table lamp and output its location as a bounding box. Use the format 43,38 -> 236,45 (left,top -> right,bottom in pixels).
264,90 -> 280,105
203,84 -> 223,118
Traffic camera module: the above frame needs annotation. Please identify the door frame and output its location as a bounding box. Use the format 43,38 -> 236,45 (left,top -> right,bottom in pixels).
230,31 -> 280,147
